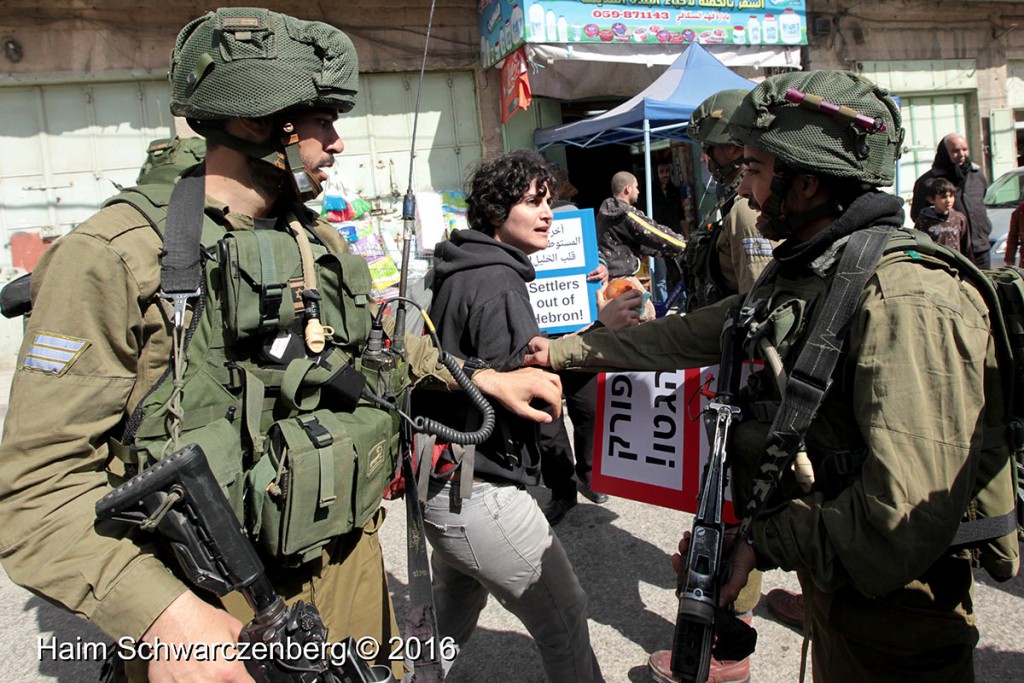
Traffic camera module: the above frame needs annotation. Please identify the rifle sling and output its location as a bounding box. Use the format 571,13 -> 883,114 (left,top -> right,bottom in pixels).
161,172 -> 207,296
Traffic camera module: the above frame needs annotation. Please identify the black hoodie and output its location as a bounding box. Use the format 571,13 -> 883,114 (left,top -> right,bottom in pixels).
909,140 -> 992,267
415,229 -> 544,486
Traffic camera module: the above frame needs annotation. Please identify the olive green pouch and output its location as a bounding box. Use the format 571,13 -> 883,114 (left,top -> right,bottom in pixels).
129,416 -> 248,522
219,230 -> 301,341
250,406 -> 395,564
315,251 -> 373,346
254,410 -> 355,563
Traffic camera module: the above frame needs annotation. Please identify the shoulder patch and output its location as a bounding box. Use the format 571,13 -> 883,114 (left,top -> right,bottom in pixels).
21,332 -> 90,376
741,236 -> 773,256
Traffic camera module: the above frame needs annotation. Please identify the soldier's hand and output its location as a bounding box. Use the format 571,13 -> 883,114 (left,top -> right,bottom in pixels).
672,529 -> 756,607
472,366 -> 562,422
143,591 -> 254,682
523,336 -> 551,368
597,289 -> 642,331
719,530 -> 756,607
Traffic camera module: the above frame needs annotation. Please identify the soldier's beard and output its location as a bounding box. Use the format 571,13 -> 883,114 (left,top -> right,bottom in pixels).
756,215 -> 795,241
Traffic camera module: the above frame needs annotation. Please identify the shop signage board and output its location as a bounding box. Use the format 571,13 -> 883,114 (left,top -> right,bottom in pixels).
527,208 -> 601,335
478,0 -> 807,68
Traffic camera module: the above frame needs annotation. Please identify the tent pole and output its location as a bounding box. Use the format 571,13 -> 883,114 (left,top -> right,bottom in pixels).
643,118 -> 659,303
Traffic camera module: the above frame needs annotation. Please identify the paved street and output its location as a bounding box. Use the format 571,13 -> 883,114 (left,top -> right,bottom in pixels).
0,364 -> 1021,681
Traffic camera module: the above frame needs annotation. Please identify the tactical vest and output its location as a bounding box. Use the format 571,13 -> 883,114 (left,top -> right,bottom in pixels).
731,228 -> 1019,582
682,219 -> 731,312
106,183 -> 405,565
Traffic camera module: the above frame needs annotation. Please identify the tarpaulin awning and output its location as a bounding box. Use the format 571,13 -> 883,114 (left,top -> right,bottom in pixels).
534,43 -> 755,149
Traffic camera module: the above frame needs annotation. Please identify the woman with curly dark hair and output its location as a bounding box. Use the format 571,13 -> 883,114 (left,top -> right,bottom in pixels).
415,150 -> 604,681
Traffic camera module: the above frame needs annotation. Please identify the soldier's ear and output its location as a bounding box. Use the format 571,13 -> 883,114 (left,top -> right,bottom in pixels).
794,174 -> 821,200
228,116 -> 275,143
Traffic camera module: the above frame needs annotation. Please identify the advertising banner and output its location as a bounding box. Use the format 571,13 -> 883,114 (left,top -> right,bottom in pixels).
500,47 -> 533,123
479,0 -> 807,68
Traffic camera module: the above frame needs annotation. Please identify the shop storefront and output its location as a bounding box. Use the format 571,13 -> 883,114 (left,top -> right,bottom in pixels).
478,0 -> 806,221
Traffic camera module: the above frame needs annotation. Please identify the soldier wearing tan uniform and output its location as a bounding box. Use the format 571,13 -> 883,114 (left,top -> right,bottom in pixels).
529,71 -> 1011,682
681,89 -> 776,313
0,8 -> 561,681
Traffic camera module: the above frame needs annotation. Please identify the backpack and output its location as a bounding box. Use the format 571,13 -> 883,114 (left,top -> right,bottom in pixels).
135,136 -> 206,186
885,230 -> 1023,580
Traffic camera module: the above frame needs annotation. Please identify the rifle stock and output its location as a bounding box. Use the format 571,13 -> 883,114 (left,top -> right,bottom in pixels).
96,443 -> 394,683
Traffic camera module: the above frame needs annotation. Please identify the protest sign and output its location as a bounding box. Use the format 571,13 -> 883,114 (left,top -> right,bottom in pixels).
528,208 -> 600,335
592,366 -> 754,522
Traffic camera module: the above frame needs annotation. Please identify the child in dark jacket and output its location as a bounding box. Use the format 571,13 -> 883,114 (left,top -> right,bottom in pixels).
914,176 -> 968,253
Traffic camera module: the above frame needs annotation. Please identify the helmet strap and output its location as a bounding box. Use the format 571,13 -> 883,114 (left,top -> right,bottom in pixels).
188,118 -> 322,203
761,171 -> 794,235
279,124 -> 322,202
706,146 -> 743,184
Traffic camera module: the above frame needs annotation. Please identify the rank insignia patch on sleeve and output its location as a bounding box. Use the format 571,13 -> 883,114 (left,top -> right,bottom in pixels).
21,333 -> 91,376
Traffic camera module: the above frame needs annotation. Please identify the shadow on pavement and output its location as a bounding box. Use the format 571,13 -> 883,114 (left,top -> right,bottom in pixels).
975,557 -> 1024,598
557,503 -> 678,654
31,595 -> 111,682
974,645 -> 1024,682
387,571 -> 544,682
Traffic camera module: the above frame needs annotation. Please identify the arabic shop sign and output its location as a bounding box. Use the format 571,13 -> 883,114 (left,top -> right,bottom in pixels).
527,208 -> 601,334
479,0 -> 806,68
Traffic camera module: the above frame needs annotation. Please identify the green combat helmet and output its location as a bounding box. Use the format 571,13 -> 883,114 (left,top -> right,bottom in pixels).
728,70 -> 904,235
728,70 -> 904,187
687,89 -> 750,148
687,88 -> 750,184
168,7 -> 359,201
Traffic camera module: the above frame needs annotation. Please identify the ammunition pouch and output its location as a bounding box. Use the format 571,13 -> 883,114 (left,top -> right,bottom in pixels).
250,407 -> 396,564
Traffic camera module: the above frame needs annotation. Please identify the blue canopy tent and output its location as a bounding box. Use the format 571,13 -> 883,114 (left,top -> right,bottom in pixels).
534,43 -> 754,234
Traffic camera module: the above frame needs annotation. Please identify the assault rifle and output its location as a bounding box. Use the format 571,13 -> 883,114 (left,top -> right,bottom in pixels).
95,443 -> 395,683
670,307 -> 756,682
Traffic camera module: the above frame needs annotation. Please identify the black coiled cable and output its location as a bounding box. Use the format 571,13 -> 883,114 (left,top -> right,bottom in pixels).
362,296 -> 495,445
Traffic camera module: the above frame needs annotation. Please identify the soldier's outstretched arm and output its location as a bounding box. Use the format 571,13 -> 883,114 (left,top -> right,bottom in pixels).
402,332 -> 561,422
529,295 -> 733,373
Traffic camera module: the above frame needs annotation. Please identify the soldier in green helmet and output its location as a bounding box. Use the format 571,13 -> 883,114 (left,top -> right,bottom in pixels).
0,8 -> 562,681
528,70 -> 1002,681
681,89 -> 777,312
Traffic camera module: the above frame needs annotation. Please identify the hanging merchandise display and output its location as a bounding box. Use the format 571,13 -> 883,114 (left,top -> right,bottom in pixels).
500,47 -> 533,123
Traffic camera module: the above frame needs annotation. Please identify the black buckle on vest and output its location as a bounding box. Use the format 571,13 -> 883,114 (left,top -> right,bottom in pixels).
826,449 -> 867,476
751,400 -> 779,423
225,361 -> 244,391
299,416 -> 333,449
260,283 -> 285,325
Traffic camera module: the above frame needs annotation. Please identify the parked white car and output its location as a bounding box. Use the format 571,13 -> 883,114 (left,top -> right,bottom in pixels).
985,166 -> 1024,263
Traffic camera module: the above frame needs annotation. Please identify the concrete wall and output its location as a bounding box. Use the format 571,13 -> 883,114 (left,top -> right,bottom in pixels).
804,0 -> 1024,166
0,0 -> 503,155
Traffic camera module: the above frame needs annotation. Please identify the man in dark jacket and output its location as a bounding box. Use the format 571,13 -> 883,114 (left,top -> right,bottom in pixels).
910,133 -> 992,267
597,171 -> 687,278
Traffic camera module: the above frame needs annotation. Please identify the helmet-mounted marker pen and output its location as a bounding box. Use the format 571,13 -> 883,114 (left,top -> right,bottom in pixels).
784,88 -> 887,134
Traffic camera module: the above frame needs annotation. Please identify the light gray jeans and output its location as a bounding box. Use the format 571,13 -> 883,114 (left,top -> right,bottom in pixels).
423,479 -> 603,682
